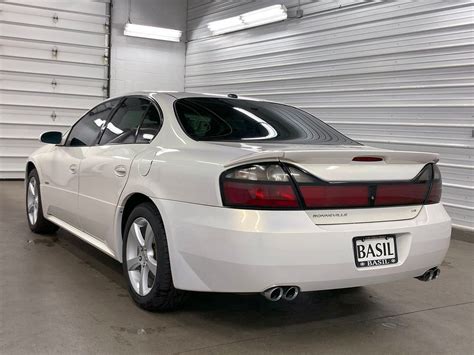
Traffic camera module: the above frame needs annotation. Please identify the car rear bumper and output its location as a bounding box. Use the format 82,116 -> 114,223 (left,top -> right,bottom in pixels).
153,199 -> 451,293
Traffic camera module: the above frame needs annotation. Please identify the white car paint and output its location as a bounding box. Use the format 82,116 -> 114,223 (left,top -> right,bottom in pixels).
152,200 -> 450,292
27,91 -> 451,293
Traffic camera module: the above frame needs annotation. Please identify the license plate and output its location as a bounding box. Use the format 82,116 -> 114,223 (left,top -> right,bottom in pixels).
353,235 -> 398,268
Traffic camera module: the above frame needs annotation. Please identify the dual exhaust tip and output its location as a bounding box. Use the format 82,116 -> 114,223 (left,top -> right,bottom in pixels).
262,286 -> 299,302
263,267 -> 441,301
416,267 -> 441,282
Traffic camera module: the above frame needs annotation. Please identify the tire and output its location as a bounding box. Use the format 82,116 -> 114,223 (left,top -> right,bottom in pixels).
26,169 -> 59,234
122,202 -> 186,311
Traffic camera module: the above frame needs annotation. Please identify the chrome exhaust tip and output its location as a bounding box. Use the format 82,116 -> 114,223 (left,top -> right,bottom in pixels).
262,287 -> 284,302
283,286 -> 299,301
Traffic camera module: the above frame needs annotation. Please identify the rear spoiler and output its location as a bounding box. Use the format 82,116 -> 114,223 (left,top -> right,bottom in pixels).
225,149 -> 439,168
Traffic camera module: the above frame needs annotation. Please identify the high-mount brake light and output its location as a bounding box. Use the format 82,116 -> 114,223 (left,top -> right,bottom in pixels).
352,156 -> 383,162
221,163 -> 442,210
221,164 -> 299,209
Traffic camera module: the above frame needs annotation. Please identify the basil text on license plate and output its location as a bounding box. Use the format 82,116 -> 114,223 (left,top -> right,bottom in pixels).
353,235 -> 398,267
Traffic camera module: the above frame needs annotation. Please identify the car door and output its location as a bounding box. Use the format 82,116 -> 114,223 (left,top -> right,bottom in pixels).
77,96 -> 162,244
40,99 -> 119,227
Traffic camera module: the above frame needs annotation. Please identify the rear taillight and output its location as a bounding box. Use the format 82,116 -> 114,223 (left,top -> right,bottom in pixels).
375,183 -> 429,206
221,163 -> 442,209
298,185 -> 369,208
375,165 -> 432,207
288,166 -> 371,208
221,164 -> 299,209
426,165 -> 442,204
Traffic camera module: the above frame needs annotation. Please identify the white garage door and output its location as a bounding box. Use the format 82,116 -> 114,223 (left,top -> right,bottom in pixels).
0,0 -> 110,179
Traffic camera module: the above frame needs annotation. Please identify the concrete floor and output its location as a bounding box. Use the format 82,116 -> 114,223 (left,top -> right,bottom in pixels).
0,180 -> 473,355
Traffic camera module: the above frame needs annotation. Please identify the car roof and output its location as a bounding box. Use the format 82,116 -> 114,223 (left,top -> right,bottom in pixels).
107,91 -> 268,102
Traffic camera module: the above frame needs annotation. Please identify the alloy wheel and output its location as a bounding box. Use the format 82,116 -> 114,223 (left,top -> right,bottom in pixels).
126,217 -> 158,296
27,177 -> 39,225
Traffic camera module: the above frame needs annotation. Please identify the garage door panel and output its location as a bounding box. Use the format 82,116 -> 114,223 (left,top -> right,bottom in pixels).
1,57 -> 106,79
445,205 -> 474,229
1,72 -> 106,97
0,156 -> 29,171
2,3 -> 107,24
1,91 -> 101,110
0,9 -> 107,33
0,105 -> 83,127
0,39 -> 107,66
0,37 -> 106,55
1,146 -> 42,159
251,87 -> 473,104
224,68 -> 474,92
0,141 -> 40,179
186,28 -> 474,71
0,137 -> 44,150
1,79 -> 105,98
0,105 -> 82,124
0,171 -> 26,179
0,23 -> 107,47
0,122 -> 70,138
442,185 -> 474,209
185,51 -> 474,86
4,1 -> 108,17
306,107 -> 474,126
187,67 -> 474,95
440,165 -> 474,186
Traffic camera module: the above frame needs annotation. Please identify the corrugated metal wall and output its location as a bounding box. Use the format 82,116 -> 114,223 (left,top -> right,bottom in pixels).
0,0 -> 110,179
185,0 -> 474,231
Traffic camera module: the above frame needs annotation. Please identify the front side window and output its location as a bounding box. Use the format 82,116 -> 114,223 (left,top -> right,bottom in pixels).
99,97 -> 150,145
174,97 -> 359,145
66,99 -> 119,147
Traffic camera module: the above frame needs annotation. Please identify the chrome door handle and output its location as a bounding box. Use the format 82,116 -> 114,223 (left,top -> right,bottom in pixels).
114,165 -> 127,177
69,164 -> 78,174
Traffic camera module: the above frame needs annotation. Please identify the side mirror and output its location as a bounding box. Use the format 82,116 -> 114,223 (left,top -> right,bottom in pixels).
40,131 -> 62,145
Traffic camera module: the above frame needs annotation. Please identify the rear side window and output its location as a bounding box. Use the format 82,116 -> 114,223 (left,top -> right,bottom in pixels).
66,99 -> 119,146
136,105 -> 162,143
174,98 -> 358,145
99,98 -> 150,145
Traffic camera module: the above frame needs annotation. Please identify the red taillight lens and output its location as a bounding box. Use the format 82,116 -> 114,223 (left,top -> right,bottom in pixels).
291,164 -> 440,209
299,185 -> 369,208
222,181 -> 299,208
375,183 -> 429,206
221,164 -> 299,209
221,163 -> 442,209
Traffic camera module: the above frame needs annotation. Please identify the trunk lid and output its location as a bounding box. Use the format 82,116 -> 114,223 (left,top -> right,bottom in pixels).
221,143 -> 438,182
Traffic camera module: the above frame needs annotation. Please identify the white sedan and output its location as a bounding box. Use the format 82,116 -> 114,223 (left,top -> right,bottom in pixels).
26,92 -> 451,311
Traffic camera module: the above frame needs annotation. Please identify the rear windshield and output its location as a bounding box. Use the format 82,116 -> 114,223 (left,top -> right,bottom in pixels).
174,97 -> 359,145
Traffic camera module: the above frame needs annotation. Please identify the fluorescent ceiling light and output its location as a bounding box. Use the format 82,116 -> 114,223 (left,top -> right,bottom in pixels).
242,5 -> 288,27
207,16 -> 245,34
207,5 -> 287,35
124,23 -> 182,42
